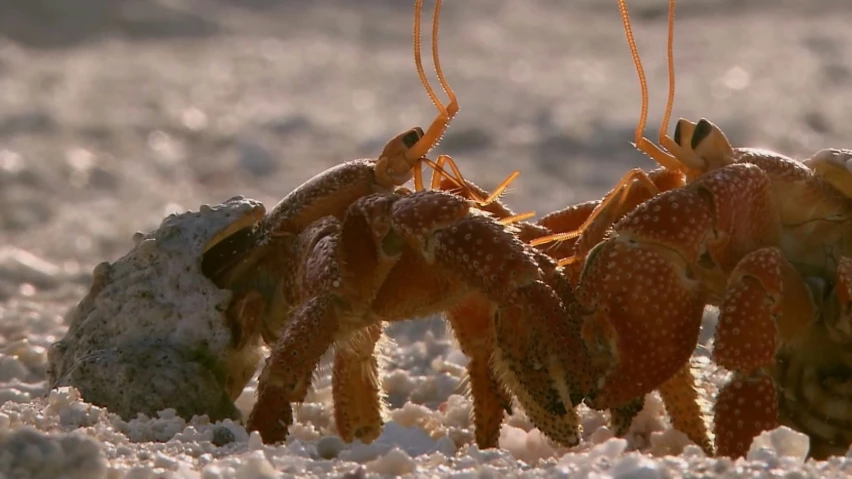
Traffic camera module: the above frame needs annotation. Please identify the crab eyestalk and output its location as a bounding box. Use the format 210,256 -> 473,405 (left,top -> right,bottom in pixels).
375,128 -> 425,187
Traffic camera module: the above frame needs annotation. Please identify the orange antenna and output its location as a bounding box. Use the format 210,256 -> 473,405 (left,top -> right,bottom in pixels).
408,0 -> 458,161
660,0 -> 676,148
409,0 -> 525,211
377,1 -> 530,216
617,0 -> 683,172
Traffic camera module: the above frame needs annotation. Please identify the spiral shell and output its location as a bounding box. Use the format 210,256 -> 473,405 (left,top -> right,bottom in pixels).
47,196 -> 267,423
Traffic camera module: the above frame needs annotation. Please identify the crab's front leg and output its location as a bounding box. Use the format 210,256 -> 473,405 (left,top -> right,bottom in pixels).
247,194 -> 403,444
712,247 -> 815,458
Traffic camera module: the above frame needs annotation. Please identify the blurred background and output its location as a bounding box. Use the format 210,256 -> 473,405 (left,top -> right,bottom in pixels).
1,0 -> 851,315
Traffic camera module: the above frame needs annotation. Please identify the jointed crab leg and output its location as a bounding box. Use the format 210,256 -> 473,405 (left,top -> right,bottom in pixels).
445,294 -> 514,448
657,363 -> 713,454
332,323 -> 386,443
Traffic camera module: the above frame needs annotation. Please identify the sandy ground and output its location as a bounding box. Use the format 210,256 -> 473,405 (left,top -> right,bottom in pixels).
3,0 -> 852,477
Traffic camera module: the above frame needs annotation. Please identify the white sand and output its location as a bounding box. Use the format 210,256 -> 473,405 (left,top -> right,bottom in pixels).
3,0 -> 852,477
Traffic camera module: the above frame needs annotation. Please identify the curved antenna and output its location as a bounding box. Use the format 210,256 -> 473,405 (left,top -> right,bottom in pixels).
408,0 -> 459,161
659,0 -> 676,148
413,1 -> 522,211
617,0 -> 683,172
617,0 -> 649,150
375,0 -> 456,188
430,0 -> 459,121
379,1 -> 529,215
412,0 -> 445,126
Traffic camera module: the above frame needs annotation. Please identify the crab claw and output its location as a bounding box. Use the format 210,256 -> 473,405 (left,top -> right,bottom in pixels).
491,277 -> 592,446
575,186 -> 713,409
391,190 -> 594,447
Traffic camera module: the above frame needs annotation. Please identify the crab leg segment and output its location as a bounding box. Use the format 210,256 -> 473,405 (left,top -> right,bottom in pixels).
713,247 -> 814,458
332,323 -> 386,444
491,278 -> 589,446
714,374 -> 777,459
445,295 -> 513,449
657,362 -> 714,455
835,257 -> 852,337
249,294 -> 339,443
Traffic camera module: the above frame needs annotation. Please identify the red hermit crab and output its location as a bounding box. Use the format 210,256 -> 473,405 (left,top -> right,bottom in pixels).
539,0 -> 852,459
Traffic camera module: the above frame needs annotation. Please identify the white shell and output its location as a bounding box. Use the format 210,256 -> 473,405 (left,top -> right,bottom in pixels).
47,196 -> 267,422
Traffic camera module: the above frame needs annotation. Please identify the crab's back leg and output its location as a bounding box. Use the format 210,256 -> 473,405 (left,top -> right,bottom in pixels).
712,246 -> 815,458
332,322 -> 386,444
445,294 -> 513,449
533,200 -> 599,279
569,168 -> 684,259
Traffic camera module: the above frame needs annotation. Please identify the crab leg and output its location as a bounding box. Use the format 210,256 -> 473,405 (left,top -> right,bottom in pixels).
531,201 -> 600,281
248,195 -> 403,443
445,294 -> 513,449
713,247 -> 814,458
657,362 -> 714,455
490,277 -> 591,446
332,323 -> 386,444
249,294 -> 339,443
531,168 -> 685,282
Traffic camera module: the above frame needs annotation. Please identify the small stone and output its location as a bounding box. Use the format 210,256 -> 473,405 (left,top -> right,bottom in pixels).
341,465 -> 366,479
589,437 -> 628,460
248,431 -> 264,451
747,426 -> 810,463
316,435 -> 345,459
612,454 -> 663,479
212,425 -> 236,447
366,447 -> 416,476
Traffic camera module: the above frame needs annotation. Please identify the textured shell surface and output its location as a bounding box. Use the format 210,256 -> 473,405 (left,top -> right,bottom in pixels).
46,196 -> 267,421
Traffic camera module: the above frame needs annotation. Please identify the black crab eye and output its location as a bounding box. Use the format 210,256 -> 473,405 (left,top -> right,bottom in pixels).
691,119 -> 713,150
673,120 -> 684,146
402,129 -> 422,148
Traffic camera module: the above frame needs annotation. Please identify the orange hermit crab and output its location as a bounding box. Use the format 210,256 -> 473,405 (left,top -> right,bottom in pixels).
202,0 -> 593,450
540,0 -> 852,459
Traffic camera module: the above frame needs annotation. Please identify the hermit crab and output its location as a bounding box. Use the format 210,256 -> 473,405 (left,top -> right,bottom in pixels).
230,0 -> 599,449
534,0 -> 852,459
47,0 -> 598,451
